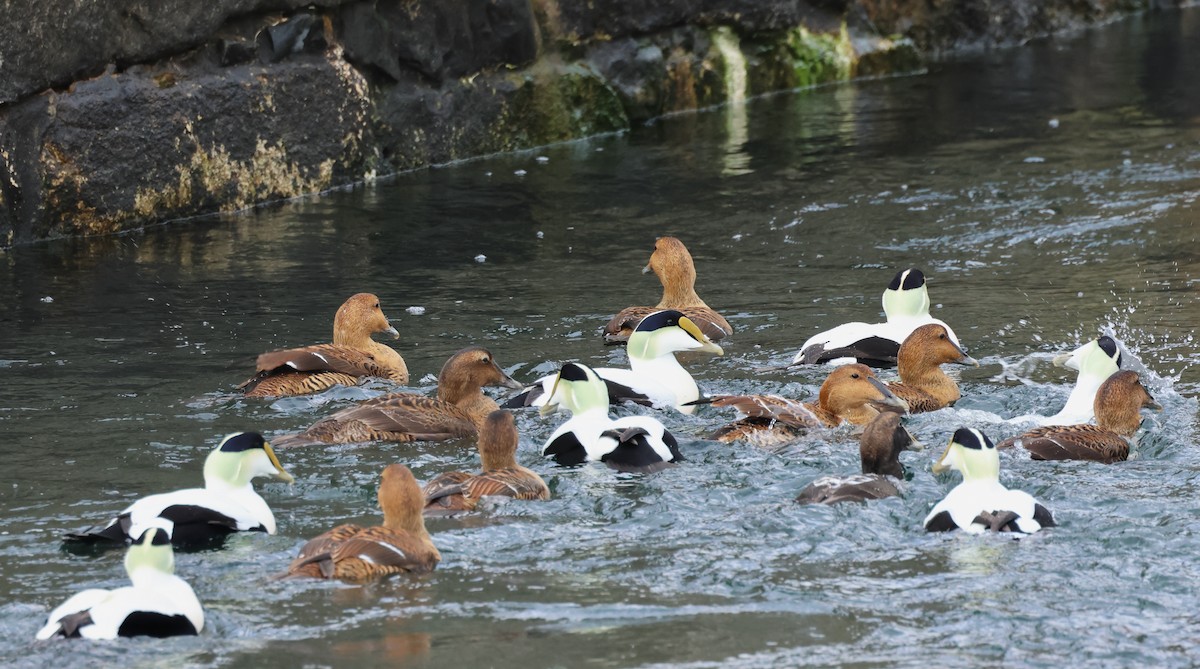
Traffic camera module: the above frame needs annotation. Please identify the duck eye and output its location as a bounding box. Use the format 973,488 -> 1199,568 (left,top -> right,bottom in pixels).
939,333 -> 946,339
481,357 -> 490,365
374,303 -> 380,309
851,373 -> 860,379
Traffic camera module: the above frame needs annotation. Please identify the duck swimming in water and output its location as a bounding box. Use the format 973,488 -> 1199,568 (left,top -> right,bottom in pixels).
274,347 -> 521,448
239,293 -> 408,397
540,363 -> 684,473
38,528 -> 204,640
924,427 -> 1055,534
423,410 -> 551,515
700,363 -> 909,445
793,268 -> 959,367
998,370 -> 1160,463
603,236 -> 732,344
1017,335 -> 1123,426
506,310 -> 723,415
64,432 -> 293,550
287,464 -> 440,582
796,412 -> 923,504
884,323 -> 978,413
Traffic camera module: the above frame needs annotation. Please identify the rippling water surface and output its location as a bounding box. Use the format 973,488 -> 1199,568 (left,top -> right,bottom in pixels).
3,10 -> 1200,668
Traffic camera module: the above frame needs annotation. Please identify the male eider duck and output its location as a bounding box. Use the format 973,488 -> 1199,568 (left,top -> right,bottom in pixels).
286,464 -> 440,582
506,310 -> 723,415
796,412 -> 923,504
998,371 -> 1160,463
541,363 -> 684,473
924,428 -> 1055,534
1022,335 -> 1123,426
274,347 -> 521,448
423,410 -> 550,515
603,236 -> 732,343
701,364 -> 910,445
239,293 -> 408,397
38,528 -> 203,640
793,268 -> 960,367
65,432 -> 293,549
884,323 -> 978,413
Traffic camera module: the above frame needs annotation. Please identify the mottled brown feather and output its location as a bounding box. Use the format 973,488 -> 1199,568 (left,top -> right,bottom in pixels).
422,410 -> 549,514
603,237 -> 732,343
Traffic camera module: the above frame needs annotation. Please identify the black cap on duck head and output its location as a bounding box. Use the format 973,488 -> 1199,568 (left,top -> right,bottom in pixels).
952,427 -> 993,450
218,432 -> 266,453
1097,336 -> 1122,368
558,363 -> 590,383
136,527 -> 172,546
888,268 -> 926,291
634,310 -> 684,333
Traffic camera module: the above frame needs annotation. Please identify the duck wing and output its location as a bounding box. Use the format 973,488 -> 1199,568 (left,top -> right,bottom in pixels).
999,425 -> 1130,463
285,524 -> 365,578
796,474 -> 901,505
325,527 -> 439,580
240,344 -> 400,396
704,395 -> 824,427
886,383 -> 944,414
422,471 -> 475,512
275,394 -> 477,447
604,306 -> 731,343
797,333 -> 900,367
461,468 -> 551,501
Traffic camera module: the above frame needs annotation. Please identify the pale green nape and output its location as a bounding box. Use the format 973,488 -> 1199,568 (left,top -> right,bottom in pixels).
1079,340 -> 1120,377
627,329 -> 655,361
958,442 -> 1000,482
125,533 -> 175,575
204,448 -> 255,487
881,283 -> 930,318
566,367 -> 610,413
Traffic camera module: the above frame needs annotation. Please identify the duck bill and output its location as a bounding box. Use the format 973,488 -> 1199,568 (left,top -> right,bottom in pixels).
951,341 -> 979,367
642,263 -> 652,275
904,427 -> 925,451
263,443 -> 295,483
540,374 -> 564,417
381,323 -> 400,339
495,366 -> 524,390
679,316 -> 723,355
1051,352 -> 1073,368
932,438 -> 954,474
867,377 -> 910,414
1145,399 -> 1163,412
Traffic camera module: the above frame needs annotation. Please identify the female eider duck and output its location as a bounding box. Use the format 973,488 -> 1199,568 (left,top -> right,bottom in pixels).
506,310 -> 723,415
65,432 -> 293,549
1022,335 -> 1122,425
702,364 -> 910,445
274,347 -> 521,448
541,363 -> 684,473
924,427 -> 1055,534
793,268 -> 960,367
38,528 -> 203,640
423,410 -> 550,515
603,236 -> 732,343
998,370 -> 1160,463
796,412 -> 923,504
884,323 -> 978,413
286,464 -> 440,582
239,293 -> 408,397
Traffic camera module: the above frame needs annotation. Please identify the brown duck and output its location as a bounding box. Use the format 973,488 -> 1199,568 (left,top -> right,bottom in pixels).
703,364 -> 910,444
286,464 -> 440,582
885,323 -> 977,413
423,410 -> 550,515
796,412 -> 924,504
274,347 -> 521,448
603,236 -> 732,343
240,293 -> 408,397
997,370 -> 1161,462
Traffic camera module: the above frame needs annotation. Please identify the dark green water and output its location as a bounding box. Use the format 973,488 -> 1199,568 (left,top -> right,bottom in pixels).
3,9 -> 1200,668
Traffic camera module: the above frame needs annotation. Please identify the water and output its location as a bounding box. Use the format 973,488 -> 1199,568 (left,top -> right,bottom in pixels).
3,9 -> 1200,668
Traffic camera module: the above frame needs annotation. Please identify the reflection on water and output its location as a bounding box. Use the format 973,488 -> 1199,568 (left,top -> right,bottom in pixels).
3,9 -> 1200,669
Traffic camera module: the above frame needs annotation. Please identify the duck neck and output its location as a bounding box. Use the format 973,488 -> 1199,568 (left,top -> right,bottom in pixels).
656,265 -> 706,308
1097,402 -> 1143,437
897,358 -> 959,405
861,446 -> 903,478
480,448 -> 517,471
630,353 -> 698,406
1059,372 -> 1105,422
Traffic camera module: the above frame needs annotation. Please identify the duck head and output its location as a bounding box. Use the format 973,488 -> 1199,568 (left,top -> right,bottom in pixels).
859,412 -> 923,478
543,363 -> 610,417
204,432 -> 294,488
627,310 -> 723,361
898,323 -> 978,370
379,464 -> 429,538
1095,370 -> 1162,437
335,292 -> 400,342
437,347 -> 523,403
125,527 -> 175,578
933,427 -> 999,482
1054,335 -> 1121,379
478,409 -> 520,470
881,268 -> 931,320
819,363 -> 910,423
645,237 -> 698,295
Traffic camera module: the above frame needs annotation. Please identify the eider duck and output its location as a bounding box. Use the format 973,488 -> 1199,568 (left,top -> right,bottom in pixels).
274,347 -> 521,448
239,293 -> 408,397
423,410 -> 550,515
796,412 -> 923,504
701,363 -> 910,445
924,427 -> 1055,534
37,528 -> 203,640
1026,335 -> 1123,425
793,268 -> 960,367
541,363 -> 684,473
65,432 -> 293,549
286,464 -> 440,582
505,310 -> 723,415
997,370 -> 1160,463
884,323 -> 978,413
603,236 -> 732,343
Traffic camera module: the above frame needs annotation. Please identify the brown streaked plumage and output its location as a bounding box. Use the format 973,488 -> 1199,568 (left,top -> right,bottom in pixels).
704,364 -> 910,444
996,370 -> 1161,463
240,293 -> 408,397
287,464 -> 439,582
603,237 -> 732,343
796,412 -> 923,504
423,410 -> 550,515
884,323 -> 977,413
274,347 -> 521,448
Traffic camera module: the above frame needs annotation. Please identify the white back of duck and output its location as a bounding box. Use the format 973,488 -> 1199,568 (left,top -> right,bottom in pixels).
1041,336 -> 1122,425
